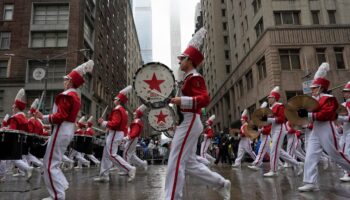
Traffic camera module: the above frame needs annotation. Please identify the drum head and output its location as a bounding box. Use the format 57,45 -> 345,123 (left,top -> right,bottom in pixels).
133,62 -> 175,108
148,106 -> 175,132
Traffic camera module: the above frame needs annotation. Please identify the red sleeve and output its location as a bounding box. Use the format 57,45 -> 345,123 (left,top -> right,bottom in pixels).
49,95 -> 73,124
207,128 -> 214,138
275,105 -> 286,124
261,124 -> 271,135
27,120 -> 35,133
128,123 -> 141,139
107,110 -> 122,129
295,130 -> 301,138
312,98 -> 338,121
191,76 -> 210,109
7,118 -> 18,130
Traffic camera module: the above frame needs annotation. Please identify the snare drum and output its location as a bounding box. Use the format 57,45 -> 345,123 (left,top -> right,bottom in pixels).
148,106 -> 176,132
0,129 -> 24,160
22,132 -> 34,155
73,135 -> 93,154
30,135 -> 49,158
133,62 -> 176,108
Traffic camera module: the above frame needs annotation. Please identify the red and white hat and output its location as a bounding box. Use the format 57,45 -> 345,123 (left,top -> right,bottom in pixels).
310,62 -> 330,90
14,88 -> 26,111
134,104 -> 147,118
268,86 -> 281,101
178,27 -> 207,67
342,81 -> 350,92
87,116 -> 93,127
64,60 -> 94,88
29,98 -> 39,114
77,116 -> 86,128
260,101 -> 268,108
206,114 -> 216,126
115,85 -> 132,104
241,109 -> 248,121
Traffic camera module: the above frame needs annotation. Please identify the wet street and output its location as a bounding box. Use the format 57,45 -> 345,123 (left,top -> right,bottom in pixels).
1,163 -> 350,200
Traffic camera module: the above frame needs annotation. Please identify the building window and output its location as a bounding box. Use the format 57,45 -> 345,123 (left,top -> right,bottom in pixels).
274,11 -> 300,25
246,70 -> 253,90
226,65 -> 231,74
235,53 -> 238,63
243,43 -> 246,53
286,91 -> 303,100
252,0 -> 261,14
316,48 -> 326,66
334,47 -> 345,69
328,10 -> 336,24
33,4 -> 69,25
233,34 -> 237,47
0,32 -> 11,49
84,20 -> 94,43
224,36 -> 228,44
311,11 -> 319,25
239,1 -> 242,16
0,90 -> 4,110
247,38 -> 250,49
81,95 -> 91,116
3,4 -> 14,20
31,32 -> 68,48
255,18 -> 264,38
223,22 -> 227,30
0,60 -> 8,78
238,79 -> 244,97
279,49 -> 301,70
245,16 -> 248,30
232,14 -> 235,28
225,50 -> 230,59
222,9 -> 226,17
257,56 -> 267,80
241,22 -> 244,35
28,59 -> 66,83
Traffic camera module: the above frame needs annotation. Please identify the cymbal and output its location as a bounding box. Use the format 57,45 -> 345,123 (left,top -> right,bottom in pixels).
230,128 -> 240,134
337,105 -> 348,116
246,122 -> 259,140
284,104 -> 309,126
252,108 -> 272,127
287,95 -> 319,111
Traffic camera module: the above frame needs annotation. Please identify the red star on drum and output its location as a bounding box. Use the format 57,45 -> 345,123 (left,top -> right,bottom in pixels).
155,110 -> 168,124
143,73 -> 165,92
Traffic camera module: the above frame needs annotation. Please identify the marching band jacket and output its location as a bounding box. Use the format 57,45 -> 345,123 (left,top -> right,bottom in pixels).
128,118 -> 144,139
240,122 -> 248,137
43,88 -> 81,125
85,127 -> 94,136
260,124 -> 272,135
308,94 -> 338,122
7,112 -> 28,132
204,126 -> 214,138
267,102 -> 286,124
27,117 -> 44,135
180,69 -> 210,114
338,100 -> 350,123
102,105 -> 128,136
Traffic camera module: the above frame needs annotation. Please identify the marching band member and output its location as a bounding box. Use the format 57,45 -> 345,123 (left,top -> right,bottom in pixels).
36,60 -> 94,200
26,98 -> 44,168
284,121 -> 298,168
248,102 -> 272,170
232,109 -> 256,168
94,85 -> 136,183
165,28 -> 231,200
6,88 -> 34,181
123,105 -> 148,171
337,81 -> 350,182
293,130 -> 306,162
298,63 -> 350,191
84,116 -> 101,167
70,116 -> 90,169
263,86 -> 304,177
199,115 -> 216,165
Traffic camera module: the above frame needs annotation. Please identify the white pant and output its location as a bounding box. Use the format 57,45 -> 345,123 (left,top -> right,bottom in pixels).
62,155 -> 74,164
294,139 -> 305,162
25,153 -> 43,167
165,113 -> 226,200
123,137 -> 147,168
200,137 -> 215,164
286,134 -> 297,158
99,131 -> 133,177
303,121 -> 350,184
252,135 -> 270,167
234,137 -> 256,165
43,122 -> 74,200
86,154 -> 100,165
70,149 -> 90,167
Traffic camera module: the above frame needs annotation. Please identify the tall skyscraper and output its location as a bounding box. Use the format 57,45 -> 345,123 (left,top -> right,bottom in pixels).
133,0 -> 153,64
170,0 -> 182,80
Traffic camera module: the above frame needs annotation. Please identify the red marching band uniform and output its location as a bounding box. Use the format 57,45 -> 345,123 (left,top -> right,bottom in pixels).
198,115 -> 216,166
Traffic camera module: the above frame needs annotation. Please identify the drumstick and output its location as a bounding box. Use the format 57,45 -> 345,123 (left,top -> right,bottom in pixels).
143,87 -> 168,99
101,105 -> 108,119
37,91 -> 45,111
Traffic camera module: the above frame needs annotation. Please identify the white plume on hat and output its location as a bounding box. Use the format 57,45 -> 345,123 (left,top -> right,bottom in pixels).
15,88 -> 26,103
75,60 -> 94,75
271,86 -> 280,94
208,114 -> 215,122
78,116 -> 86,123
137,104 -> 147,112
3,114 -> 9,122
87,116 -> 93,123
241,109 -> 248,117
188,27 -> 207,50
120,85 -> 132,94
30,98 -> 39,109
260,102 -> 268,108
314,62 -> 330,79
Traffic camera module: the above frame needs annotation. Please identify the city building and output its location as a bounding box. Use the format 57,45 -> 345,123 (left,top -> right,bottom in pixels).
170,0 -> 182,80
201,0 -> 350,132
132,0 -> 153,63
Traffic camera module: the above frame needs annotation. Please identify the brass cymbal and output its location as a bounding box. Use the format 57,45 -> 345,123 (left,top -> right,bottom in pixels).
284,104 -> 309,126
287,95 -> 319,111
337,105 -> 348,116
252,108 -> 273,127
246,122 -> 259,140
230,128 -> 240,134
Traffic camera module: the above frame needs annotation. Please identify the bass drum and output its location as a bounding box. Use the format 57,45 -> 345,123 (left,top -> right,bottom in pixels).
133,62 -> 176,108
148,106 -> 175,132
0,130 -> 24,160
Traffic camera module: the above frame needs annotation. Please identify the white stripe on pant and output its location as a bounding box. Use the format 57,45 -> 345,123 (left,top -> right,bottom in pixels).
165,113 -> 226,200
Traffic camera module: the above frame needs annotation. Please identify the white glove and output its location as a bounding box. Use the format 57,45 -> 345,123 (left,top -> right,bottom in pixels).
123,136 -> 129,141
